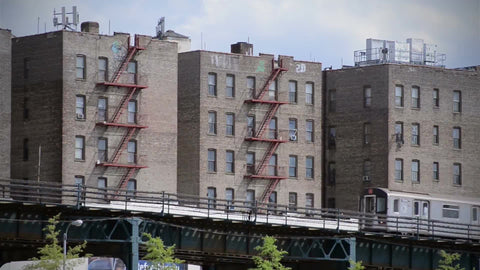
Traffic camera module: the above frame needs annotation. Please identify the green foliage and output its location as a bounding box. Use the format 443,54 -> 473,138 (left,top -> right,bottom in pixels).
250,236 -> 291,270
142,233 -> 184,270
349,260 -> 365,270
25,214 -> 88,270
437,250 -> 464,270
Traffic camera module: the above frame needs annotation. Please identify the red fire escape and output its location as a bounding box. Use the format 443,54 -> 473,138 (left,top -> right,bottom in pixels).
96,35 -> 148,191
245,59 -> 288,204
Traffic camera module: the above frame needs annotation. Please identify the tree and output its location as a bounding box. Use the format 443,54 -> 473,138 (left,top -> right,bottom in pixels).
142,233 -> 184,270
25,213 -> 88,270
251,236 -> 291,270
437,250 -> 464,270
349,260 -> 365,270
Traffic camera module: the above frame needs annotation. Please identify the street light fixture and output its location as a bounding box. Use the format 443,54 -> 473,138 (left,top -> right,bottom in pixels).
63,219 -> 83,270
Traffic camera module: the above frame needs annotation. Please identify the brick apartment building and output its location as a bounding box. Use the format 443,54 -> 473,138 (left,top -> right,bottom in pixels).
324,63 -> 480,211
10,22 -> 178,196
178,43 -> 323,209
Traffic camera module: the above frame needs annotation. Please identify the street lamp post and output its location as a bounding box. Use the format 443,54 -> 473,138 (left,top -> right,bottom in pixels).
63,219 -> 83,270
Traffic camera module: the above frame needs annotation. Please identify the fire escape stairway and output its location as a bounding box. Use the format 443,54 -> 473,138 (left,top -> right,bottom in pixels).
260,178 -> 281,205
255,60 -> 287,100
109,87 -> 138,123
109,127 -> 137,164
255,103 -> 280,139
255,142 -> 280,176
110,36 -> 145,84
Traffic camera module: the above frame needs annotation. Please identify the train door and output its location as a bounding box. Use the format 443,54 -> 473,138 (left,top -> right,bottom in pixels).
363,195 -> 376,227
413,200 -> 430,232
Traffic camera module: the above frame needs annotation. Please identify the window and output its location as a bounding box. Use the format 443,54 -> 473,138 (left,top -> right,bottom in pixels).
414,201 -> 420,216
226,188 -> 234,210
98,97 -> 107,122
208,73 -> 217,96
76,55 -> 86,79
289,192 -> 297,211
24,58 -> 30,79
127,61 -> 137,84
127,179 -> 136,197
268,191 -> 277,212
226,150 -> 234,173
268,80 -> 277,101
364,87 -> 372,108
97,177 -> 107,198
246,190 -> 255,207
127,140 -> 136,163
329,89 -> 336,112
411,160 -> 420,183
246,152 -> 255,175
76,95 -> 86,120
328,162 -> 336,185
268,154 -> 277,176
247,76 -> 256,98
433,89 -> 439,107
363,122 -> 371,145
411,123 -> 420,145
98,137 -> 107,162
207,187 -> 217,209
453,163 -> 461,185
23,97 -> 29,120
207,149 -> 216,172
453,90 -> 461,112
289,81 -> 297,103
442,205 -> 460,219
306,156 -> 314,179
306,193 -> 314,209
98,57 -> 108,82
363,160 -> 371,180
226,113 -> 235,136
208,111 -> 217,135
393,199 -> 399,213
395,85 -> 403,107
289,119 -> 297,141
327,198 -> 336,209
328,126 -> 336,149
472,207 -> 478,222
226,74 -> 235,97
395,159 -> 403,181
247,115 -> 255,137
433,162 -> 439,181
453,127 -> 461,149
127,100 -> 137,123
75,175 -> 84,185
411,86 -> 420,108
289,155 -> 297,177
306,120 -> 314,142
23,138 -> 29,161
305,82 -> 314,105
75,136 -> 85,160
433,125 -> 439,144
268,117 -> 277,139
395,122 -> 404,143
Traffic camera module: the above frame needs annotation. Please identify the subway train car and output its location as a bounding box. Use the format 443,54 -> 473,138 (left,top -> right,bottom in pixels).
359,188 -> 480,240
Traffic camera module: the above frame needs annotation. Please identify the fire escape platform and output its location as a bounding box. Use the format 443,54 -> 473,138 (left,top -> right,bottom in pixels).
244,137 -> 288,143
96,163 -> 148,169
244,99 -> 289,105
246,175 -> 287,180
95,122 -> 148,129
97,82 -> 148,89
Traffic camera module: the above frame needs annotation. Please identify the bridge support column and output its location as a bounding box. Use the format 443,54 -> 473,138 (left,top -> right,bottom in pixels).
127,218 -> 143,270
349,237 -> 356,263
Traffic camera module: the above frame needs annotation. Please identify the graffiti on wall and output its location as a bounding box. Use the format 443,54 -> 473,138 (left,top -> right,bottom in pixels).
296,63 -> 306,73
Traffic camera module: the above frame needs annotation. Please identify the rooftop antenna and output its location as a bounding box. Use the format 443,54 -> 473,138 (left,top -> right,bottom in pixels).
156,17 -> 165,38
53,6 -> 79,31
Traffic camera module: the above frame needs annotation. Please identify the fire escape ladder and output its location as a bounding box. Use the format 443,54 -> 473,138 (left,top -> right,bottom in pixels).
255,103 -> 280,138
110,87 -> 138,123
260,179 -> 281,204
116,168 -> 137,190
255,59 -> 287,100
255,142 -> 280,175
111,37 -> 141,84
109,127 -> 137,163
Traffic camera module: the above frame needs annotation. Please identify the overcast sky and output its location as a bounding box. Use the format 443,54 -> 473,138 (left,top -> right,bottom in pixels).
1,0 -> 479,68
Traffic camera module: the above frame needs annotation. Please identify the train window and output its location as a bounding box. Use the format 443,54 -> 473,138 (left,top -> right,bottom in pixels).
422,202 -> 429,216
473,207 -> 478,222
442,205 -> 460,219
377,197 -> 386,212
414,201 -> 420,216
365,196 -> 375,213
393,199 -> 399,213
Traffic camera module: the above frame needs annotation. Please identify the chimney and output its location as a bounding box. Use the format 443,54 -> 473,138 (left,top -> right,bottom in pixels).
231,42 -> 253,56
81,21 -> 99,34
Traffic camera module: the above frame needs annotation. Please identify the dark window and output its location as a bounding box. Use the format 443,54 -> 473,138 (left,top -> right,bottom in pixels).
97,177 -> 107,199
395,159 -> 403,181
411,86 -> 420,108
226,113 -> 235,136
268,117 -> 277,139
289,80 -> 297,103
433,125 -> 439,144
328,162 -> 336,185
306,156 -> 314,178
364,122 -> 371,145
208,73 -> 217,96
433,162 -> 439,181
128,100 -> 137,123
268,80 -> 277,101
327,198 -> 336,209
98,97 -> 108,122
306,193 -> 314,208
208,149 -> 216,172
453,90 -> 461,113
453,163 -> 461,185
411,123 -> 420,145
247,76 -> 256,98
289,192 -> 297,211
74,175 -> 84,185
453,127 -> 461,149
393,199 -> 399,213
23,138 -> 29,161
328,126 -> 336,149
127,179 -> 136,197
76,95 -> 86,120
433,89 -> 439,107
268,154 -> 277,176
329,89 -> 336,112
76,55 -> 86,79
226,74 -> 235,97
98,137 -> 108,162
207,187 -> 217,209
305,82 -> 314,105
289,155 -> 297,177
306,120 -> 314,142
395,85 -> 404,107
208,111 -> 217,134
226,150 -> 234,173
268,191 -> 277,213
226,188 -> 234,210
289,119 -> 297,141
395,122 -> 404,144
364,87 -> 372,108
127,61 -> 137,84
442,205 -> 460,218
411,160 -> 420,183
127,140 -> 137,163
246,152 -> 255,175
246,189 -> 255,207
75,136 -> 85,160
247,115 -> 255,137
98,57 -> 108,82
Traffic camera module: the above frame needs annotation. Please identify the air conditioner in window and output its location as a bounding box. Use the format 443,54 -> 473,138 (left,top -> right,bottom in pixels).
363,176 -> 370,181
96,160 -> 101,165
76,113 -> 85,119
289,134 -> 297,141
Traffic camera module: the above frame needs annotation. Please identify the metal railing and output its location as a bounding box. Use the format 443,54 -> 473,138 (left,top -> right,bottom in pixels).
0,179 -> 479,242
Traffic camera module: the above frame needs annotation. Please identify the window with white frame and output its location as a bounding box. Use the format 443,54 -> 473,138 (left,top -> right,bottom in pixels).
208,149 -> 216,172
411,86 -> 420,108
75,136 -> 85,160
433,125 -> 439,144
453,127 -> 461,149
208,73 -> 217,96
453,90 -> 461,112
395,159 -> 403,181
411,160 -> 420,183
98,97 -> 107,122
433,89 -> 439,107
127,100 -> 137,123
411,123 -> 420,145
226,113 -> 235,136
76,95 -> 86,120
98,57 -> 108,82
306,156 -> 314,179
453,163 -> 461,185
226,150 -> 234,173
127,61 -> 137,84
226,74 -> 235,97
433,162 -> 439,181
306,120 -> 314,142
127,140 -> 137,163
395,85 -> 403,107
305,82 -> 314,105
247,76 -> 255,98
364,87 -> 372,108
289,155 -> 297,178
289,81 -> 297,103
208,111 -> 217,135
289,119 -> 297,141
98,137 -> 107,162
76,55 -> 86,79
